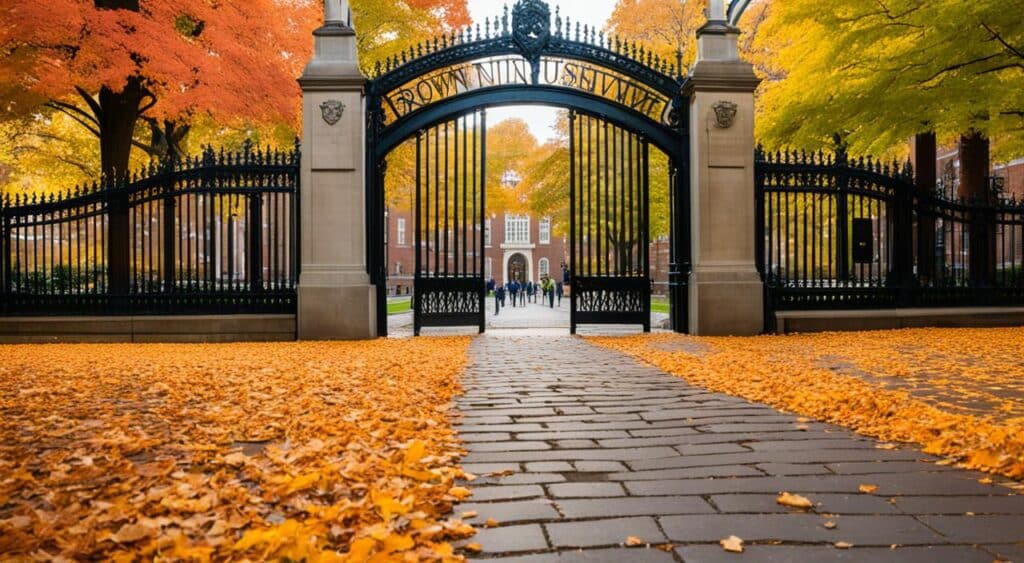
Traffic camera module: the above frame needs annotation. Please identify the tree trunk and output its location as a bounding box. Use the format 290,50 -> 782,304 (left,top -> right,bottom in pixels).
958,132 -> 996,288
97,78 -> 146,182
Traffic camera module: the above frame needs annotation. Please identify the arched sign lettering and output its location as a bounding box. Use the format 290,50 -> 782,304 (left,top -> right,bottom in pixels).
366,0 -> 689,146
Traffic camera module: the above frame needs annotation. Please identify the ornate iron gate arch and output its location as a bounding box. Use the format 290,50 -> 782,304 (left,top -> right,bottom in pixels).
365,0 -> 691,336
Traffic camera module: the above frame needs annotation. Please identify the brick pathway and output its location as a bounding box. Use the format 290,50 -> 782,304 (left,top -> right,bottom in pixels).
455,334 -> 1024,562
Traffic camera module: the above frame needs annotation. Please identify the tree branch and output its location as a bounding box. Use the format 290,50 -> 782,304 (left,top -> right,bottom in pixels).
73,86 -> 103,121
45,102 -> 101,138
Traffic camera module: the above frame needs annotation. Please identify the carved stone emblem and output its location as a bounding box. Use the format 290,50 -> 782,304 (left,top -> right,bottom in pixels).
320,100 -> 346,126
512,0 -> 551,62
712,100 -> 738,129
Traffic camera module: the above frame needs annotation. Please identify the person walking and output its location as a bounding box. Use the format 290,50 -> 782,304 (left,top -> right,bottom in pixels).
543,277 -> 555,308
494,283 -> 504,315
556,280 -> 563,306
509,280 -> 519,307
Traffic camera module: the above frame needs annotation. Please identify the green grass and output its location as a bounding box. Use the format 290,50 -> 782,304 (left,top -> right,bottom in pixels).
651,295 -> 670,314
387,298 -> 412,315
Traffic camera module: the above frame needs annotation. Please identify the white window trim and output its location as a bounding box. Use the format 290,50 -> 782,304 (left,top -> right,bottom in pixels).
539,257 -> 550,276
539,217 -> 551,244
397,218 -> 406,246
505,214 -> 530,244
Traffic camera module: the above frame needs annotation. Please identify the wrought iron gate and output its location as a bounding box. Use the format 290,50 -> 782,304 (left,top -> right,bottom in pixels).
413,110 -> 487,335
568,111 -> 651,333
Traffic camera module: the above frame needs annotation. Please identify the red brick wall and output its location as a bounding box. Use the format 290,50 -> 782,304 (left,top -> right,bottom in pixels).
384,209 -> 569,295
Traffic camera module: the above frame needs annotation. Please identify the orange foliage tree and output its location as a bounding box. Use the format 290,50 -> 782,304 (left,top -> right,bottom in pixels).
0,0 -> 318,180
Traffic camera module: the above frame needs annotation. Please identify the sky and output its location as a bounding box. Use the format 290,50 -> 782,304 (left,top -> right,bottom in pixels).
467,0 -> 619,144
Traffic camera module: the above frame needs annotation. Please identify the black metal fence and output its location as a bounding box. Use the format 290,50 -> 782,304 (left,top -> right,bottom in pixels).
756,149 -> 1024,323
0,142 -> 300,316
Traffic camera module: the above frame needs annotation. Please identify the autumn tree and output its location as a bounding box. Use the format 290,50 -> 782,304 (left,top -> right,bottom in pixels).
353,0 -> 470,69
1,0 -> 318,180
605,0 -> 706,71
753,0 -> 1024,162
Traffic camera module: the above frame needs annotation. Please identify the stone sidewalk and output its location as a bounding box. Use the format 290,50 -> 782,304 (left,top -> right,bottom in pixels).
454,334 -> 1024,562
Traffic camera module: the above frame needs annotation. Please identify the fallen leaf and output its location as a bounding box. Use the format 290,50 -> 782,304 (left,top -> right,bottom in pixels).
111,523 -> 156,544
978,477 -> 993,485
824,521 -> 837,529
858,484 -> 879,494
464,543 -> 483,553
625,535 -> 643,546
835,541 -> 853,549
461,511 -> 478,519
720,535 -> 744,553
876,443 -> 898,450
776,492 -> 814,509
485,469 -> 516,477
448,486 -> 472,500
484,518 -> 499,528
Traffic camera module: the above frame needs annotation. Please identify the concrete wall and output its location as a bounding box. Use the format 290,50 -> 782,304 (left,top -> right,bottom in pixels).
0,315 -> 296,343
776,308 -> 1024,334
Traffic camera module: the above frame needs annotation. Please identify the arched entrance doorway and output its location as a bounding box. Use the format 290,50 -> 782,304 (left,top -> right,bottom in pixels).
366,0 -> 691,336
508,253 -> 528,283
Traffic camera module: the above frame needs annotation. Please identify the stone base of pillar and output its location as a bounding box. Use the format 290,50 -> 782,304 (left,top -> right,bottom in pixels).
298,284 -> 377,340
689,266 -> 764,336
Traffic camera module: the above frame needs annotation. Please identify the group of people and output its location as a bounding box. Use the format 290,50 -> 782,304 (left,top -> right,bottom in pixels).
487,277 -> 564,314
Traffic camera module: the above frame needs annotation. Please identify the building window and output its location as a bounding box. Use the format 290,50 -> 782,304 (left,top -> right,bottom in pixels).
397,218 -> 406,245
539,257 -> 550,276
485,257 -> 492,278
505,214 -> 530,244
539,217 -> 551,244
485,218 -> 492,246
395,262 -> 403,275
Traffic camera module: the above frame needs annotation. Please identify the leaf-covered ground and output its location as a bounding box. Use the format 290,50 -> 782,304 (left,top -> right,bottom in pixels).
589,328 -> 1024,480
0,338 -> 476,561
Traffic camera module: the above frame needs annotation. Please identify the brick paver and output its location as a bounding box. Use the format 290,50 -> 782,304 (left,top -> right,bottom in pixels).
454,334 -> 1024,562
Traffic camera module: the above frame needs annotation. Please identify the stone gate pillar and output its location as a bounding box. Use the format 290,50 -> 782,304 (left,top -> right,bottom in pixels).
684,5 -> 763,335
297,0 -> 377,339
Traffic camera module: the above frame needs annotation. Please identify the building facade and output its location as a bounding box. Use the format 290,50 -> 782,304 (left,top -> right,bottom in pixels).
936,148 -> 1024,200
385,209 -> 569,295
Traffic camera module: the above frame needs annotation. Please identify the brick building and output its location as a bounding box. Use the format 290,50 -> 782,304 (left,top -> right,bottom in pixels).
936,148 -> 1024,199
384,209 -> 569,295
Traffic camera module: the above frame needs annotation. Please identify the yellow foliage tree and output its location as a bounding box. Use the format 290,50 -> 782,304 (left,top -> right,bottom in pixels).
752,0 -> 1024,160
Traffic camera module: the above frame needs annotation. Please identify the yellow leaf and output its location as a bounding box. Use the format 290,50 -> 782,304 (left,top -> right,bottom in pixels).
283,472 -> 320,494
858,484 -> 879,494
346,537 -> 376,561
835,541 -> 853,549
484,518 -> 499,528
404,440 -> 427,466
461,511 -> 478,519
401,466 -> 436,481
824,521 -> 837,529
776,492 -> 814,509
625,535 -> 643,546
448,486 -> 472,500
382,533 -> 415,552
720,535 -> 744,553
371,491 -> 408,520
464,543 -> 483,553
